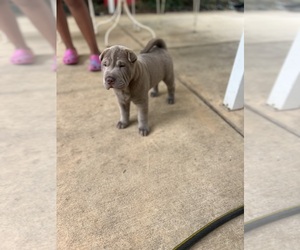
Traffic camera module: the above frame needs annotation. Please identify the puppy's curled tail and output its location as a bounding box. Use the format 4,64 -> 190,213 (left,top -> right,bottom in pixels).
140,38 -> 167,53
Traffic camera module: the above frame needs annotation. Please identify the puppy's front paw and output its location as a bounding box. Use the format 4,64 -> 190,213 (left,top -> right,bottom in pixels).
116,121 -> 128,129
139,127 -> 149,136
167,96 -> 175,104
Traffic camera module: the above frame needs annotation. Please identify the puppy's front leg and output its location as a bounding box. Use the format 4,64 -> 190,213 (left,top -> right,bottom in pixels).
136,102 -> 149,136
117,101 -> 130,129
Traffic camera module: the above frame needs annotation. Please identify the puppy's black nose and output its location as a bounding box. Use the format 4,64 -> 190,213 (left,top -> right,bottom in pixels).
105,76 -> 115,85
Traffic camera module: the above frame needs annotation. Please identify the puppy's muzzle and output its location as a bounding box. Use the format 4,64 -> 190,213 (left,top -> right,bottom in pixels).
105,76 -> 116,89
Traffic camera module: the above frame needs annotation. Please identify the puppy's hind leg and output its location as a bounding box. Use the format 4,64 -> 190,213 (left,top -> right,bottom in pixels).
150,84 -> 159,97
164,75 -> 175,104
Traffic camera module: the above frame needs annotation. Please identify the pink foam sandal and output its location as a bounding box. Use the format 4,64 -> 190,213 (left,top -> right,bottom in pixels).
10,49 -> 34,65
63,48 -> 78,65
88,54 -> 101,72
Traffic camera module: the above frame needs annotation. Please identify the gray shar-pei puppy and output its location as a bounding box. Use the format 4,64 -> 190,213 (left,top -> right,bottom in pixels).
100,38 -> 175,136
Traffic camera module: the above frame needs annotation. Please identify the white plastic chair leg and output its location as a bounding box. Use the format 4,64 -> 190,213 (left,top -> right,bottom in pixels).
223,32 -> 244,110
101,0 -> 155,47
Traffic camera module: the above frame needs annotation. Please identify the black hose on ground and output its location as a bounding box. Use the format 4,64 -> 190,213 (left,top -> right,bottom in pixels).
173,205 -> 244,250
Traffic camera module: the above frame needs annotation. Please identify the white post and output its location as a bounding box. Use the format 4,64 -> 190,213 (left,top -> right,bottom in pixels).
193,0 -> 200,32
108,0 -> 115,14
267,31 -> 300,110
223,32 -> 244,110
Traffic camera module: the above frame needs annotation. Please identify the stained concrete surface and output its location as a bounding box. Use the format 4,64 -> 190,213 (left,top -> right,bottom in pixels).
171,43 -> 243,134
57,12 -> 244,250
3,8 -> 299,250
0,9 -> 296,250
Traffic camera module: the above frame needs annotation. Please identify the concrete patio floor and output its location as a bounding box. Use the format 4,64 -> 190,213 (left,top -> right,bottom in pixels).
0,18 -> 56,250
244,11 -> 300,250
57,11 -> 244,250
3,8 -> 299,250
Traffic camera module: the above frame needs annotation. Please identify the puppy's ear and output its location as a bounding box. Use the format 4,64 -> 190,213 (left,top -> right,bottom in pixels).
100,48 -> 110,61
126,49 -> 137,63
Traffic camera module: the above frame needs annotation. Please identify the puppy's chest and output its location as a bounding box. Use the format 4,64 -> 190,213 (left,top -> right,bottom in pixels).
114,89 -> 131,103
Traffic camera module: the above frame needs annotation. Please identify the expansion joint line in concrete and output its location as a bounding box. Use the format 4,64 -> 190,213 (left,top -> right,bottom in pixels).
245,104 -> 300,138
176,75 -> 244,138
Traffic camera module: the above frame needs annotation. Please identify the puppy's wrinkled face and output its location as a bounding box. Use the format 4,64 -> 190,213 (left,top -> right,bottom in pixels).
100,46 -> 137,90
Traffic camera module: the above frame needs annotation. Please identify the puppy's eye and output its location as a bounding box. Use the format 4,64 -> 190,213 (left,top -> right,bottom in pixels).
102,61 -> 109,67
118,63 -> 125,68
